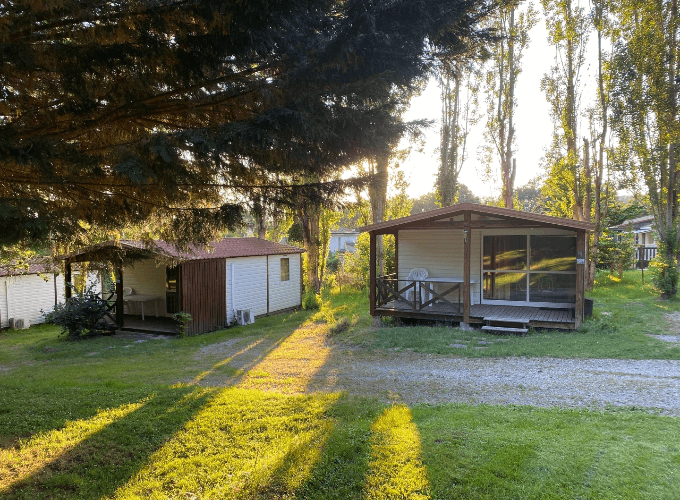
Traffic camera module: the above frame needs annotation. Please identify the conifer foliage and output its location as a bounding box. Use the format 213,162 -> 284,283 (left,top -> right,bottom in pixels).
1,0 -> 495,248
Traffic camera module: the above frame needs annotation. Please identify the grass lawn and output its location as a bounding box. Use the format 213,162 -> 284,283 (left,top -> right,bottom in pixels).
358,270 -> 680,359
1,275 -> 679,498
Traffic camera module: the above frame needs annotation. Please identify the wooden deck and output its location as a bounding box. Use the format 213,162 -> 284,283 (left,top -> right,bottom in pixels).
375,300 -> 575,329
108,315 -> 180,335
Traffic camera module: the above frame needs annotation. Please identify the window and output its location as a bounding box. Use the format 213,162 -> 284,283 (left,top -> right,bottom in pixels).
483,234 -> 577,304
166,266 -> 179,314
280,258 -> 290,281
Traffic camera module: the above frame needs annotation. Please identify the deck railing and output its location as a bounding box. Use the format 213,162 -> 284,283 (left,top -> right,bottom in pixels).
375,275 -> 464,312
635,245 -> 657,268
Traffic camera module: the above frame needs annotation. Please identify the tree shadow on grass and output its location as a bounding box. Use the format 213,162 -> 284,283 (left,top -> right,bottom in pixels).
1,386 -> 215,500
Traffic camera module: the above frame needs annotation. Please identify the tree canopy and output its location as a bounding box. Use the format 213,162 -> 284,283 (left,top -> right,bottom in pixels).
1,0 -> 497,250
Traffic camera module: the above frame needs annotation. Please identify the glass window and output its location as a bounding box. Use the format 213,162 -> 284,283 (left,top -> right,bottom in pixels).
483,272 -> 527,301
483,235 -> 527,270
280,258 -> 290,281
530,236 -> 576,271
529,273 -> 576,303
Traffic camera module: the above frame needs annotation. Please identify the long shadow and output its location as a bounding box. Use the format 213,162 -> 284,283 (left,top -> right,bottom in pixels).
1,385 -> 215,500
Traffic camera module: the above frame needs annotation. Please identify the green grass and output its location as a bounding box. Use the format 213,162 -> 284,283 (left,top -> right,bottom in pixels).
357,270 -> 680,359
1,278 -> 680,498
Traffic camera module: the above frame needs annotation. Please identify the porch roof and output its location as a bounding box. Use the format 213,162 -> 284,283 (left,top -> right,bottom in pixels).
359,203 -> 595,234
61,238 -> 304,264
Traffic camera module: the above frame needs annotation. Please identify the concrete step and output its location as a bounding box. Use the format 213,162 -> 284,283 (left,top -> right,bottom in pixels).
481,325 -> 529,334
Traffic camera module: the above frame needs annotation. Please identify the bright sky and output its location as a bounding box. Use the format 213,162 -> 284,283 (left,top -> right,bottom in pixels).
401,3 -> 600,200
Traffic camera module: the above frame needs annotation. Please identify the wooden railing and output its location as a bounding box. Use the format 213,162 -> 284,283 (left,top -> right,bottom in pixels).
636,246 -> 657,268
375,275 -> 463,312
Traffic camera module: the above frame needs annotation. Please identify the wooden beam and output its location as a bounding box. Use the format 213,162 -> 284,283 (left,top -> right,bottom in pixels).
369,231 -> 376,316
575,230 -> 585,328
64,261 -> 72,299
463,213 -> 471,324
115,266 -> 124,329
394,231 -> 399,281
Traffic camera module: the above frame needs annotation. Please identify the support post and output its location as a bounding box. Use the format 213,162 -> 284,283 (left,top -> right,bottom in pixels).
394,231 -> 399,291
65,260 -> 72,299
369,231 -> 376,317
115,266 -> 124,329
463,213 -> 471,324
575,230 -> 585,328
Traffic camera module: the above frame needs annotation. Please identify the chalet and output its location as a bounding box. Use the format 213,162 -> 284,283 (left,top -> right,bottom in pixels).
609,214 -> 658,267
62,238 -> 304,335
360,203 -> 595,332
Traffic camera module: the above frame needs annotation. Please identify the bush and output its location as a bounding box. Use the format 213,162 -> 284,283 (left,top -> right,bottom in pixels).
649,255 -> 679,298
44,285 -> 110,340
302,291 -> 322,310
597,231 -> 636,277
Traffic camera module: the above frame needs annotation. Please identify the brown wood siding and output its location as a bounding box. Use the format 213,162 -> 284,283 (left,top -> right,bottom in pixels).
180,259 -> 227,335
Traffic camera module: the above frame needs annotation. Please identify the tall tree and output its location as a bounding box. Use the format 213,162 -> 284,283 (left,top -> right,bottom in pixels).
481,2 -> 538,209
541,0 -> 590,220
1,0 -> 498,251
610,0 -> 680,296
437,62 -> 481,207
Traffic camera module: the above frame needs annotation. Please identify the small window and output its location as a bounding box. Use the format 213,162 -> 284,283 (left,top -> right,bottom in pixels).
280,258 -> 290,281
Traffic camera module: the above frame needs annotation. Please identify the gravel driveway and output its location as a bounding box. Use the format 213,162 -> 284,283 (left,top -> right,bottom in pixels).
309,353 -> 680,415
196,326 -> 680,416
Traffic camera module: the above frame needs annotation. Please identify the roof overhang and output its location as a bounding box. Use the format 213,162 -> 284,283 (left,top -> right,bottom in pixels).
60,241 -> 173,265
359,203 -> 596,235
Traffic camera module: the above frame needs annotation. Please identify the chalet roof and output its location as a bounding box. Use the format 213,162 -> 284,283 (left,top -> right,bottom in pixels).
609,214 -> 655,231
359,203 -> 596,234
62,238 -> 304,264
0,261 -> 57,277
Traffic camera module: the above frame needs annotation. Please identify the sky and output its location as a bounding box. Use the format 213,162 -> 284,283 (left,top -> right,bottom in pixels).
400,3 -> 600,200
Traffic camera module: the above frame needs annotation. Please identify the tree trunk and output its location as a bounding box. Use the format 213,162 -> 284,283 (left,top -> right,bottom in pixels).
369,155 -> 389,276
298,201 -> 321,293
502,9 -> 516,209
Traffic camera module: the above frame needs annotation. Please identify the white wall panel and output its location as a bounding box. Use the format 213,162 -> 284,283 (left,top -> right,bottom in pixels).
267,254 -> 302,313
0,274 -> 64,328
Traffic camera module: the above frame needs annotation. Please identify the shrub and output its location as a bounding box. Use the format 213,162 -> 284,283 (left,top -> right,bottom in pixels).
302,291 -> 322,310
597,231 -> 636,277
649,255 -> 679,298
44,285 -> 110,340
172,311 -> 193,337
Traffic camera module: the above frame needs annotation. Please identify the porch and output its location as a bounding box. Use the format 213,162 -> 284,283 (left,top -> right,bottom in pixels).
362,204 -> 595,331
106,314 -> 180,335
374,274 -> 575,329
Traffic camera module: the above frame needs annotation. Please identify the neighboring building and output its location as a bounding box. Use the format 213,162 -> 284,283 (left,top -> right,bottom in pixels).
361,203 -> 595,331
62,238 -> 304,335
0,263 -> 64,328
329,228 -> 359,255
609,214 -> 657,265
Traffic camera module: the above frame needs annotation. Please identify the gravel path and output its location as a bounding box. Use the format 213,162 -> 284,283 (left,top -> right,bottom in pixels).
196,328 -> 680,416
310,353 -> 680,415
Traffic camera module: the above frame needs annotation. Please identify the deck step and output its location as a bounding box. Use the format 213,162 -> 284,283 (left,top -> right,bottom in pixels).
481,325 -> 528,334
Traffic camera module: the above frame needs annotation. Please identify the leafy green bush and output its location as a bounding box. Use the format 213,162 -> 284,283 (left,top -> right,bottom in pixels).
649,255 -> 679,298
172,311 -> 193,338
597,231 -> 636,277
302,291 -> 322,310
44,285 -> 110,340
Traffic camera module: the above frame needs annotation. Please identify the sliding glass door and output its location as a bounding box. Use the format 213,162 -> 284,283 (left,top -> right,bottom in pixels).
483,234 -> 576,305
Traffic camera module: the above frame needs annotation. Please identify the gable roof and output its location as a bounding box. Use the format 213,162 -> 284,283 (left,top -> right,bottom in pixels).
359,203 -> 595,233
609,214 -> 655,231
62,238 -> 304,264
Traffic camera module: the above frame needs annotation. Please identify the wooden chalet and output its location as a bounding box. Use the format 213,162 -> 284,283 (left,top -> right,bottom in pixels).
62,238 -> 304,336
360,203 -> 595,332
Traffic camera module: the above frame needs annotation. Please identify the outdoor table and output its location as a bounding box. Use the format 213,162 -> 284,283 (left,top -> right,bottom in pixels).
113,294 -> 161,320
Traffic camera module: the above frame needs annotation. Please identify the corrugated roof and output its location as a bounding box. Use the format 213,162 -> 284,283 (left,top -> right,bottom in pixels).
62,237 -> 304,263
359,203 -> 596,233
609,214 -> 654,231
0,262 -> 57,277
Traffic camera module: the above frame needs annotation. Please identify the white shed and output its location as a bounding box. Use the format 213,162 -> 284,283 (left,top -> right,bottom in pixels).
0,265 -> 64,328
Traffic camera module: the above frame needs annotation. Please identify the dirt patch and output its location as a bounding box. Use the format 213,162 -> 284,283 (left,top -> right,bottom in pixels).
664,312 -> 680,334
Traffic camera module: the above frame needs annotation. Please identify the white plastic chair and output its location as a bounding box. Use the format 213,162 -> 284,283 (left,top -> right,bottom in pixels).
122,287 -> 134,314
405,268 -> 428,303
